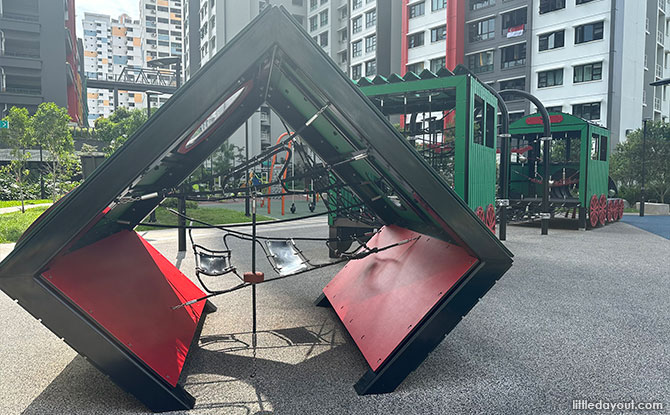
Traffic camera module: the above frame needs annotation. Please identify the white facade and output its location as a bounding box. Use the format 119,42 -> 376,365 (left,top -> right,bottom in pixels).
350,0 -> 378,78
83,13 -> 144,126
643,0 -> 670,123
307,0 -> 349,73
405,0 -> 447,74
530,1 -> 611,126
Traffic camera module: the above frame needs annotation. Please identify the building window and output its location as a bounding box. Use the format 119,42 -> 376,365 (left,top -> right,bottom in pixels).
466,51 -> 494,74
499,77 -> 525,91
352,40 -> 362,57
501,8 -> 527,35
409,2 -> 425,19
575,0 -> 594,4
537,68 -> 563,88
407,32 -> 425,48
432,0 -> 447,11
320,10 -> 328,26
575,21 -> 604,44
468,18 -> 495,42
407,62 -> 425,74
538,30 -> 564,51
320,32 -> 328,46
309,16 -> 318,31
500,43 -> 526,69
339,29 -> 348,42
430,57 -> 446,72
470,0 -> 495,11
365,34 -> 376,53
545,105 -> 562,112
352,16 -> 362,33
431,25 -> 447,42
352,0 -> 362,10
573,102 -> 601,120
310,0 -> 317,10
365,59 -> 376,76
539,0 -> 565,14
366,9 -> 376,28
321,0 -> 328,4
293,0 -> 304,5
352,64 -> 362,79
573,62 -> 602,83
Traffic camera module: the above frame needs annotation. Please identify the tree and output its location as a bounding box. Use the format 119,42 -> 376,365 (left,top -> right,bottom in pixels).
31,102 -> 75,202
610,121 -> 670,204
0,107 -> 33,211
94,107 -> 147,156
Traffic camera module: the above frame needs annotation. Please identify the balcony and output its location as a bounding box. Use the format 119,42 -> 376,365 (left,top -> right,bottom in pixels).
658,30 -> 665,45
4,87 -> 41,95
1,49 -> 40,59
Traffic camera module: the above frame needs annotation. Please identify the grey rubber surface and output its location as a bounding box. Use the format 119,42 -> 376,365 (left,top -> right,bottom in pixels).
0,218 -> 667,414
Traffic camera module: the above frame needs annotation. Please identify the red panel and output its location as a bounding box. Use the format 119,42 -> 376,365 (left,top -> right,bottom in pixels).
323,226 -> 478,371
43,230 -> 206,386
446,0 -> 465,70
525,115 -> 564,125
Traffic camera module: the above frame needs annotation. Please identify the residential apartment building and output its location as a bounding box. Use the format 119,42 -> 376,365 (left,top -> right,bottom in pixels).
0,0 -> 84,123
403,0 -> 448,75
307,0 -> 349,73
140,0 -> 184,109
349,0 -> 402,79
83,13 -> 144,125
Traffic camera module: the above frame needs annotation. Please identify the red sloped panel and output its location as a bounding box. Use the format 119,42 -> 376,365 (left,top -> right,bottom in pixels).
323,225 -> 478,371
43,230 -> 205,386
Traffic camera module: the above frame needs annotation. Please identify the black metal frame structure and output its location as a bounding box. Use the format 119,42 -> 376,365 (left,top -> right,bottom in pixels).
0,7 -> 513,411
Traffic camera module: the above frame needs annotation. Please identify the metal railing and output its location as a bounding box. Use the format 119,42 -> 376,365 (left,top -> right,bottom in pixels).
1,12 -> 39,22
1,50 -> 40,59
116,66 -> 177,87
3,87 -> 41,95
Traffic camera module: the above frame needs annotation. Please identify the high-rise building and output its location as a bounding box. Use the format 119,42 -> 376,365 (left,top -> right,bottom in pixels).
82,13 -> 144,125
349,0 -> 402,79
642,0 -> 670,123
0,0 -> 83,123
306,0 -> 350,73
140,0 -> 183,109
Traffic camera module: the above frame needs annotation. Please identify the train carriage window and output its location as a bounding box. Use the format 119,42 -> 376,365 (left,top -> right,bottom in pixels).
473,95 -> 484,145
591,133 -> 599,160
485,103 -> 495,148
599,134 -> 608,161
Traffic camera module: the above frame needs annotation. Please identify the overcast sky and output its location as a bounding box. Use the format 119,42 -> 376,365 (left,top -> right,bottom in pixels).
75,0 -> 139,34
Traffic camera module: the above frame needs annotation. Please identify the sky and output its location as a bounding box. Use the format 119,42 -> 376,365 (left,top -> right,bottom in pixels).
75,0 -> 138,34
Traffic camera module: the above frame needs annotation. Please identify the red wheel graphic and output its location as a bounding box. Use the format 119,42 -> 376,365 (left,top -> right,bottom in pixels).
485,204 -> 496,232
598,195 -> 607,226
589,195 -> 599,227
475,206 -> 484,223
618,199 -> 624,220
607,200 -> 614,223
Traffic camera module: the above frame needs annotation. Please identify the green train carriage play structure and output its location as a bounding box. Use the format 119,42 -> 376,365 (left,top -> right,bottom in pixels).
507,112 -> 623,228
327,68 -> 499,249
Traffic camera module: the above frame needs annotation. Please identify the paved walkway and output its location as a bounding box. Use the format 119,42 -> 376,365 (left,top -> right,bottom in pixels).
0,203 -> 52,215
0,218 -> 668,414
621,214 -> 670,240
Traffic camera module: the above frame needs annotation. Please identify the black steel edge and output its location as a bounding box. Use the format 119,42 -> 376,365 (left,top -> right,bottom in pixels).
0,275 -> 201,412
353,259 -> 511,394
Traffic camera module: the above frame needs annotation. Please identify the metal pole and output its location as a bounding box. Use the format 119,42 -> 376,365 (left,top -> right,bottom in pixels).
245,121 -> 250,216
541,135 -> 552,235
147,94 -> 157,223
499,133 -> 511,240
251,192 -> 257,376
39,145 -> 44,199
177,189 -> 186,251
640,119 -> 647,217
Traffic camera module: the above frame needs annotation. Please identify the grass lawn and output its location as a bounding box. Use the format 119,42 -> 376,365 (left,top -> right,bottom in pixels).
0,206 -> 50,243
135,207 -> 273,231
0,199 -> 52,209
0,206 -> 272,244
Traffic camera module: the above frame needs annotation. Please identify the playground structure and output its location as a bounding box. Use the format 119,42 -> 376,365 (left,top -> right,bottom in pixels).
0,7 -> 513,413
326,69 -> 499,253
507,112 -> 623,228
